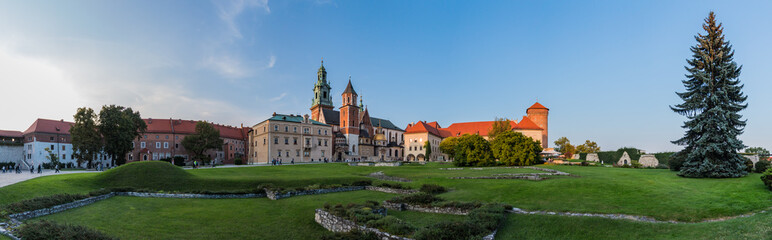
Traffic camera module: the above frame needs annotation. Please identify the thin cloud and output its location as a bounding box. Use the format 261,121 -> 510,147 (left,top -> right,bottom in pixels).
269,92 -> 287,102
215,0 -> 270,39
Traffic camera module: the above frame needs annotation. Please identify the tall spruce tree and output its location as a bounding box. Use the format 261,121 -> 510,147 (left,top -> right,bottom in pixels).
671,12 -> 748,178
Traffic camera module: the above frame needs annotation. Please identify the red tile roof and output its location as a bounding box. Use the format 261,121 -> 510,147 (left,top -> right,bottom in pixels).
516,116 -> 543,130
0,130 -> 23,138
143,118 -> 246,140
405,121 -> 445,138
442,120 -> 518,137
411,117 -> 543,138
23,119 -> 74,135
528,102 -> 549,110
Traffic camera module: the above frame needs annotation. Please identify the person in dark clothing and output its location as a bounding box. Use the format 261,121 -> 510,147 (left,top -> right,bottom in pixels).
55,164 -> 60,173
37,165 -> 42,174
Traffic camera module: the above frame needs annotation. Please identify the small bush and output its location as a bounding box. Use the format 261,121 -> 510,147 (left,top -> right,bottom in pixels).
3,194 -> 89,214
366,216 -> 415,236
419,184 -> 447,194
376,182 -> 406,189
745,158 -> 755,172
669,151 -> 687,171
580,161 -> 590,166
432,201 -> 482,210
351,180 -> 373,186
16,220 -> 117,240
234,158 -> 243,165
321,229 -> 380,240
755,161 -> 771,173
655,164 -> 669,169
630,160 -> 642,168
761,168 -> 772,190
413,221 -> 486,240
388,192 -> 442,205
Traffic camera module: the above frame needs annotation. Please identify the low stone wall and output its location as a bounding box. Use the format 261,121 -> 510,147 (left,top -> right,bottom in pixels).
452,175 -> 542,180
383,201 -> 470,215
365,186 -> 419,194
266,186 -> 366,200
315,209 -> 412,240
116,192 -> 267,199
439,167 -> 464,170
8,193 -> 115,221
368,171 -> 411,182
349,162 -> 404,167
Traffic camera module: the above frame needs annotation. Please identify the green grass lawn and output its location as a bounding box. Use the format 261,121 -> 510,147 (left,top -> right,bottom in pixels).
4,161 -> 772,239
496,210 -> 772,239
0,234 -> 11,240
3,162 -> 771,221
387,210 -> 466,229
37,192 -> 397,240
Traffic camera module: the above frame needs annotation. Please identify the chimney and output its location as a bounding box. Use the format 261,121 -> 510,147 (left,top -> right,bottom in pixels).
304,114 -> 309,123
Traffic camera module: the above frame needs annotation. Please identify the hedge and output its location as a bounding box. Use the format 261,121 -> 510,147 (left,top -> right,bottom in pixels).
16,220 -> 117,240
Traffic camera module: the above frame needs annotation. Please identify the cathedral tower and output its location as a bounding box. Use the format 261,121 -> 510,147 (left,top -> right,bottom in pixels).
340,77 -> 360,155
310,60 -> 334,121
526,102 -> 549,148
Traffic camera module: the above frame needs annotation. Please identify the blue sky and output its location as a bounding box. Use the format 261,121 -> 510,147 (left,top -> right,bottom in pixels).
1,0 -> 771,152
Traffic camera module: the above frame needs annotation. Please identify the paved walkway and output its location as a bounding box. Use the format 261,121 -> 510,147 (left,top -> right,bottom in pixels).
0,170 -> 93,188
0,162 -> 339,188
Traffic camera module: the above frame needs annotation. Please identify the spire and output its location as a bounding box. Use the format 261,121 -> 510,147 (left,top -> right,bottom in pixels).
359,96 -> 364,111
343,76 -> 357,95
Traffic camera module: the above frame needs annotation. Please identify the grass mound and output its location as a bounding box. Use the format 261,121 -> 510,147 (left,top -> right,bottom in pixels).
97,161 -> 193,189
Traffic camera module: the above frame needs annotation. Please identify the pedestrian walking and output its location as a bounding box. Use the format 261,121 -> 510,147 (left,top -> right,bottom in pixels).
55,164 -> 60,173
37,165 -> 42,174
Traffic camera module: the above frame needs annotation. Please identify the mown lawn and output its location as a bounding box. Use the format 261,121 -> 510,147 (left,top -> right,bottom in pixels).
3,162 -> 771,222
496,210 -> 772,239
37,192 -> 397,240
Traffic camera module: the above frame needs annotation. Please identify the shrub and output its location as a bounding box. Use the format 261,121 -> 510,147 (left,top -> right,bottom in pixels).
321,229 -> 380,240
432,201 -> 482,210
669,151 -> 687,171
234,157 -> 243,165
376,182 -> 405,189
580,161 -> 590,166
755,160 -> 771,173
631,160 -> 642,168
413,221 -> 486,240
745,158 -> 754,172
351,180 -> 373,186
3,194 -> 89,214
467,203 -> 508,231
388,192 -> 442,205
656,164 -> 669,169
762,168 -> 772,190
366,216 -> 415,236
419,184 -> 447,194
16,220 -> 117,240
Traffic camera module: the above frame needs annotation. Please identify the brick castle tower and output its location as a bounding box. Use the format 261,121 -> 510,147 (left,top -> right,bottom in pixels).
526,102 -> 549,148
340,77 -> 360,155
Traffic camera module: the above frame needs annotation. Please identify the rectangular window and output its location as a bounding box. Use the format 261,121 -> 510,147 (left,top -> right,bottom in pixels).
318,129 -> 321,135
304,128 -> 309,134
51,144 -> 54,150
325,130 -> 328,135
285,151 -> 290,157
132,142 -> 135,148
156,142 -> 161,148
293,138 -> 298,145
305,138 -> 310,146
296,150 -> 300,157
164,142 -> 169,149
321,150 -> 325,157
274,125 -> 278,131
324,140 -> 328,146
274,137 -> 278,144
230,145 -> 233,150
50,137 -> 54,141
277,150 -> 281,156
141,142 -> 146,148
294,127 -> 297,133
62,154 -> 66,160
304,151 -> 310,157
175,144 -> 179,149
318,140 -> 321,146
284,137 -> 289,145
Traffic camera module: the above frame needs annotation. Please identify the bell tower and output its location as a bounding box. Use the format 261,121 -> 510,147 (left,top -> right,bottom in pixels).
340,77 -> 360,155
310,60 -> 334,121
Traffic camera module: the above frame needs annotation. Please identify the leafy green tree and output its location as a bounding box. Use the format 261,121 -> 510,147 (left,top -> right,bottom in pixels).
452,134 -> 494,167
487,117 -> 511,140
424,141 -> 432,160
439,137 -> 459,159
491,131 -> 543,166
44,147 -> 60,168
70,107 -> 102,168
182,121 -> 224,164
746,147 -> 770,156
553,137 -> 575,158
671,12 -> 748,178
98,105 -> 147,166
576,140 -> 601,153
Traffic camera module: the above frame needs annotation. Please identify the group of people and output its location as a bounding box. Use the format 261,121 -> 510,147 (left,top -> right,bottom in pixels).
0,164 -> 49,174
270,158 -> 332,166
